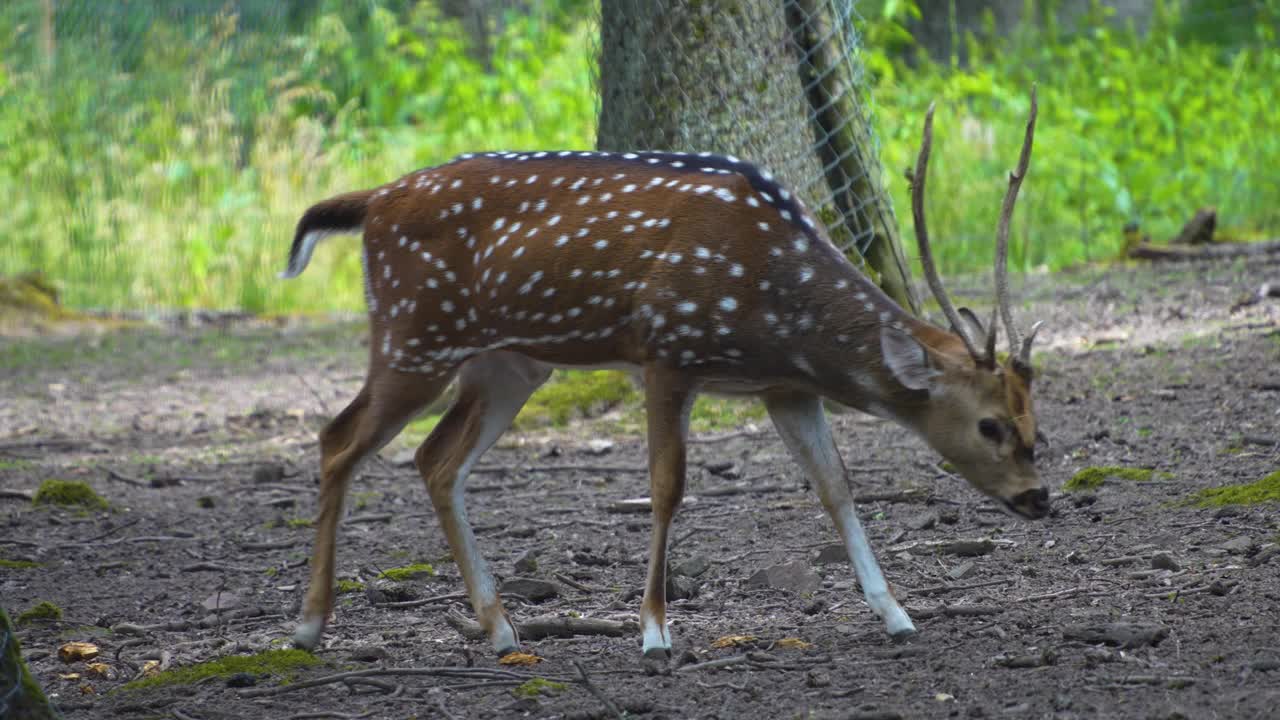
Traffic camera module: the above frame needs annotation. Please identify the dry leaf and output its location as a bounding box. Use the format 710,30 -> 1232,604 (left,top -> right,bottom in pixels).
79,684 -> 96,695
58,673 -> 81,681
498,652 -> 542,666
141,660 -> 162,677
710,635 -> 758,649
85,662 -> 111,678
774,637 -> 815,650
58,642 -> 100,663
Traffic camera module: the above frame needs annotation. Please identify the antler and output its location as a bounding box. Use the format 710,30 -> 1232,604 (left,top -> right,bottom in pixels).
910,102 -> 984,364
994,86 -> 1040,369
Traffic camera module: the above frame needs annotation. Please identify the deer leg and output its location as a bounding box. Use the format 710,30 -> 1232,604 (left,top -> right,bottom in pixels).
638,366 -> 695,659
416,352 -> 551,655
764,391 -> 916,639
296,374 -> 453,650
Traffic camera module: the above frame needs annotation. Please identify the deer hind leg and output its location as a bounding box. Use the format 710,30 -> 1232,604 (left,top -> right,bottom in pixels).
764,391 -> 916,639
638,366 -> 695,659
296,373 -> 454,650
416,351 -> 551,655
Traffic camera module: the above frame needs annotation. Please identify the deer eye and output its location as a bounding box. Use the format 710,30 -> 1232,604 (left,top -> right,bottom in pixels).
978,418 -> 1003,443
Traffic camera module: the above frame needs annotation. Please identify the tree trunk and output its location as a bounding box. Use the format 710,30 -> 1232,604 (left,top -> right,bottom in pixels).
597,0 -> 918,313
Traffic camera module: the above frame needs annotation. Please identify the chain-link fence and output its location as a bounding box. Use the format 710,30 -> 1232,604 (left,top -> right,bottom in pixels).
594,0 -> 896,268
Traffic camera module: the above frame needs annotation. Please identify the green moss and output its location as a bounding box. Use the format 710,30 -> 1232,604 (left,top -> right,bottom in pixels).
513,677 -> 567,698
16,601 -> 63,626
0,558 -> 41,569
378,563 -> 435,582
1064,466 -> 1157,492
514,370 -> 637,429
1191,470 -> 1280,507
122,649 -> 321,690
1,607 -> 58,719
336,579 -> 365,594
31,479 -> 108,510
286,517 -> 314,529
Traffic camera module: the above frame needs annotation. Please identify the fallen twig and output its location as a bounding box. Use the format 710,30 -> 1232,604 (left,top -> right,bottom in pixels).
286,711 -> 376,720
907,604 -> 1003,619
105,468 -> 149,488
853,488 -> 928,504
239,666 -> 572,698
471,463 -> 648,475
675,654 -> 750,673
373,591 -> 468,609
574,660 -> 622,718
909,578 -> 1013,597
0,488 -> 34,501
445,611 -> 636,642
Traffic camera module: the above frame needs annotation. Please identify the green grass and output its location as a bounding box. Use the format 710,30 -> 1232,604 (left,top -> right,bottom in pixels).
31,479 -> 108,510
1063,465 -> 1163,492
0,558 -> 42,570
514,370 -> 637,430
1190,470 -> 1280,507
121,649 -> 322,690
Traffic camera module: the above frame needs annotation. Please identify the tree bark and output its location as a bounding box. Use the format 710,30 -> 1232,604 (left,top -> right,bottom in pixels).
597,0 -> 918,313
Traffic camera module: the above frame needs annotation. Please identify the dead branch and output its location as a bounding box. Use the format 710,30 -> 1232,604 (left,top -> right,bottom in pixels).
471,463 -> 648,475
1129,238 -> 1280,262
239,666 -> 573,698
239,538 -> 298,551
675,654 -> 751,673
286,711 -> 376,720
907,604 -> 1003,619
373,591 -> 468,609
700,483 -> 791,497
574,660 -> 622,718
853,487 -> 929,504
0,488 -> 34,501
909,578 -> 1013,597
445,611 -> 637,642
105,468 -> 148,487
554,573 -> 603,594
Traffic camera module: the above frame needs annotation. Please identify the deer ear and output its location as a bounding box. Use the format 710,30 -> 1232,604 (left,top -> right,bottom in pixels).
880,326 -> 940,392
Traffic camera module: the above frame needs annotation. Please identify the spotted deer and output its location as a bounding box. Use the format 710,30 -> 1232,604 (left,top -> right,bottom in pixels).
285,91 -> 1045,658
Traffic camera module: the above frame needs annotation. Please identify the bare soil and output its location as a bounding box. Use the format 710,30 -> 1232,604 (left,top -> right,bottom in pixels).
3,258 -> 1279,720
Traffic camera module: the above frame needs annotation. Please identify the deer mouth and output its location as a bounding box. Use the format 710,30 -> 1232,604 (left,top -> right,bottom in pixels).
1001,487 -> 1050,520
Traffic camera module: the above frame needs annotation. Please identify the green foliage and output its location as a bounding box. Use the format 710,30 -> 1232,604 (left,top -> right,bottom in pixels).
1064,465 -> 1156,491
31,479 -> 108,510
689,396 -> 766,433
0,558 -> 42,569
121,649 -> 321,690
866,0 -> 1280,275
3,1 -> 596,312
1190,470 -> 1280,507
378,562 -> 436,581
16,601 -> 63,626
514,370 -> 637,429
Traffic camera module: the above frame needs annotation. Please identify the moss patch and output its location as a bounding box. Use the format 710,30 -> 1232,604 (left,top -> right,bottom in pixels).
0,558 -> 41,569
336,579 -> 366,594
121,649 -> 321,690
32,479 -> 108,510
1190,470 -> 1280,507
1064,466 -> 1159,492
514,370 -> 637,429
378,563 -> 435,581
513,677 -> 567,698
16,601 -> 63,626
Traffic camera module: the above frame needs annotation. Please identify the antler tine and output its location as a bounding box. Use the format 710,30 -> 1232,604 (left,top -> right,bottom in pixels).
995,85 -> 1039,360
912,101 -> 982,362
1019,320 -> 1044,367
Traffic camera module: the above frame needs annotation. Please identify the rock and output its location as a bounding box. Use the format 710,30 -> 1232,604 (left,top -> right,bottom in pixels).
803,598 -> 825,615
1220,536 -> 1256,555
671,554 -> 711,578
583,439 -> 614,455
813,544 -> 847,565
513,549 -> 539,575
226,672 -> 258,687
252,464 -> 286,484
1071,493 -> 1097,508
1151,552 -> 1180,571
947,561 -> 976,581
745,560 -> 821,594
941,539 -> 996,557
666,575 -> 699,601
1062,622 -> 1169,648
908,511 -> 939,531
1249,658 -> 1280,672
201,592 -> 242,612
366,579 -> 419,604
499,577 -> 560,602
704,461 -> 740,479
348,645 -> 390,662
506,526 -> 537,539
806,670 -> 831,688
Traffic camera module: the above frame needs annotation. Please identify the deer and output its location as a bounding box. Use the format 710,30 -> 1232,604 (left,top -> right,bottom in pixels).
283,90 -> 1046,660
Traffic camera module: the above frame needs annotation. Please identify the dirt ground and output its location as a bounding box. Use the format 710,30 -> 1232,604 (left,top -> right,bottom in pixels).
2,257 -> 1279,720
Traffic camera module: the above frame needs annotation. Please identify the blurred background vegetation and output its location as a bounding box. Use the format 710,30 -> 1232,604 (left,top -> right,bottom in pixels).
1,0 -> 1277,313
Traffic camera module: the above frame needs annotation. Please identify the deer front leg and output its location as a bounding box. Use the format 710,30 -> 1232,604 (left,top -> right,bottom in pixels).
639,367 -> 695,659
764,391 -> 916,639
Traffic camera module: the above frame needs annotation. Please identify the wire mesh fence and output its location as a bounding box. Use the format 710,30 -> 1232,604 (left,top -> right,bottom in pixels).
593,0 -> 895,267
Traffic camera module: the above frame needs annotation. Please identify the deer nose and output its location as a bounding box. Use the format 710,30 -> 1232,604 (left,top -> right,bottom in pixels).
1013,487 -> 1050,519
